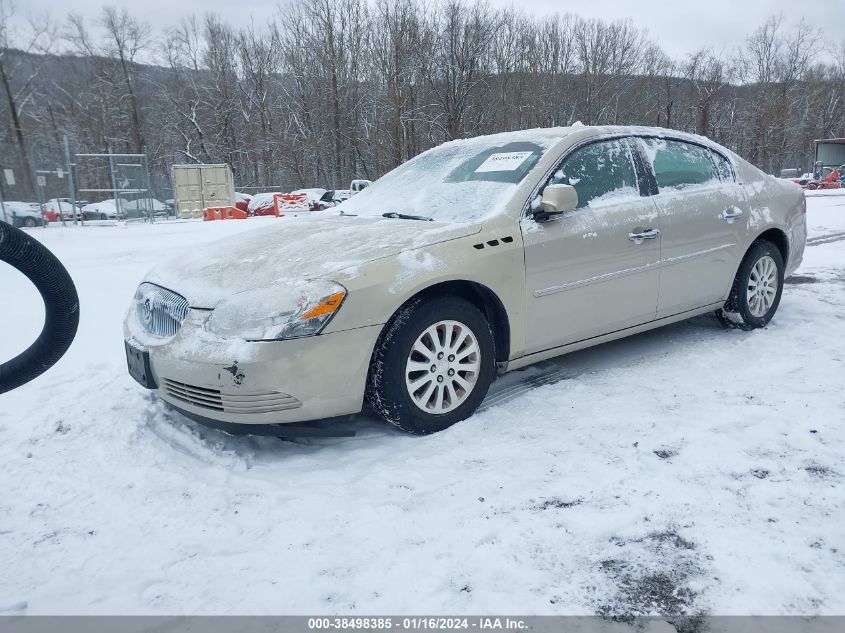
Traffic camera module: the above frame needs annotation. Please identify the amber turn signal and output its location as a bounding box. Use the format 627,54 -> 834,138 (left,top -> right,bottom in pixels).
300,291 -> 347,321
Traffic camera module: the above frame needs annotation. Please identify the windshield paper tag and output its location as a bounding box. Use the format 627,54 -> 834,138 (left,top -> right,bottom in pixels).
474,151 -> 533,173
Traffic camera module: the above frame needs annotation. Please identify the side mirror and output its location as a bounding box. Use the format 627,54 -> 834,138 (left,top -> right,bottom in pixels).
537,184 -> 578,219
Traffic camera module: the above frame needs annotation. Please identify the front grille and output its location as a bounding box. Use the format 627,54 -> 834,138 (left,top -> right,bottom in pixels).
135,283 -> 189,338
163,379 -> 302,414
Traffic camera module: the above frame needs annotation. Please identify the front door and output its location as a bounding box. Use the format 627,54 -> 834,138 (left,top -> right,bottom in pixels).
634,137 -> 750,318
521,137 -> 660,355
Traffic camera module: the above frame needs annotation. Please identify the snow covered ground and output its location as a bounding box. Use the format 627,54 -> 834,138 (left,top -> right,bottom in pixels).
1,195 -> 844,616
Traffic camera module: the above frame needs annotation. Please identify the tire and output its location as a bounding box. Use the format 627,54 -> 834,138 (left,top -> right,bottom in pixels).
100,213 -> 107,220
716,240 -> 784,330
23,217 -> 36,228
0,222 -> 79,392
367,296 -> 496,434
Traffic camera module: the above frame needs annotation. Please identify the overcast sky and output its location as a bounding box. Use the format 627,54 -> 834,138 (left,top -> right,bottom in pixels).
25,0 -> 845,60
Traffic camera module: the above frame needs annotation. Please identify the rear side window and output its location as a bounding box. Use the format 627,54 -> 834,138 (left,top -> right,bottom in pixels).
547,139 -> 639,209
710,151 -> 735,182
642,138 -> 720,191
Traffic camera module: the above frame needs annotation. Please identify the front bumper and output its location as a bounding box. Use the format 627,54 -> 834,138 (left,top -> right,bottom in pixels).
126,317 -> 383,425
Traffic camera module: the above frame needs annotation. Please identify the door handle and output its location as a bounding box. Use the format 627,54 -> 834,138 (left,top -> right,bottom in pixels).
628,228 -> 660,244
722,207 -> 744,222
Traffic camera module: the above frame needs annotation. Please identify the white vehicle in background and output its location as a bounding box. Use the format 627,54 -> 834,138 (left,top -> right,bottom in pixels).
122,198 -> 167,219
314,189 -> 351,210
291,188 -> 328,211
81,198 -> 128,221
0,201 -> 46,227
350,179 -> 371,195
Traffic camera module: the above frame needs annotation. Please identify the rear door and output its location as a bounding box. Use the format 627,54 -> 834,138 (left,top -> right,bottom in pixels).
635,138 -> 749,318
521,137 -> 660,355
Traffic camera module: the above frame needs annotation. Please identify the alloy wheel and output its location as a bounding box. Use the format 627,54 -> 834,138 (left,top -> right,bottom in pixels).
404,320 -> 481,414
746,254 -> 778,317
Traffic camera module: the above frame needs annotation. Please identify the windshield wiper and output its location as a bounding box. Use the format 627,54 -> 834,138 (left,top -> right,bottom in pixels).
382,212 -> 433,222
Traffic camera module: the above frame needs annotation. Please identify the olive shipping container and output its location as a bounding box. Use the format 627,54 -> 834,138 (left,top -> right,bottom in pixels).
171,164 -> 235,219
815,139 -> 845,170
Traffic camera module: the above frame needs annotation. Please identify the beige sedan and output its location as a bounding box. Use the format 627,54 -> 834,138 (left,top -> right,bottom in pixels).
124,125 -> 806,434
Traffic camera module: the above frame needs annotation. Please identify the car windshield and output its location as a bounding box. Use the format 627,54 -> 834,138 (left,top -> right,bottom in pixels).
337,131 -> 567,222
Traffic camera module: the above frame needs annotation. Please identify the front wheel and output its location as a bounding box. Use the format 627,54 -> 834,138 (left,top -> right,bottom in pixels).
24,217 -> 37,228
717,240 -> 784,330
367,296 -> 496,434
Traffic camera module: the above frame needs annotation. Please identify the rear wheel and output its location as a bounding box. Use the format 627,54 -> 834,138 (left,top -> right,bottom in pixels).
717,240 -> 784,330
367,296 -> 495,434
23,217 -> 37,228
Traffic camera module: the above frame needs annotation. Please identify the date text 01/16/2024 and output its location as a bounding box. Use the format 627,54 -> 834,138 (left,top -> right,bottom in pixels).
307,618 -> 528,630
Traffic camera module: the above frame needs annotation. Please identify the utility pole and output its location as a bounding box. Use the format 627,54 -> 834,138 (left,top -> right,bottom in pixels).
141,147 -> 153,223
108,148 -> 121,221
63,136 -> 78,226
0,164 -> 8,225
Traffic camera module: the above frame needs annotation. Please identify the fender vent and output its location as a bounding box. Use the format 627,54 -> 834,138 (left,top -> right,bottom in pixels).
473,236 -> 514,250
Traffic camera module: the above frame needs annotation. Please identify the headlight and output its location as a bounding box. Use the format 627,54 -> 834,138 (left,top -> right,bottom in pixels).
206,280 -> 347,341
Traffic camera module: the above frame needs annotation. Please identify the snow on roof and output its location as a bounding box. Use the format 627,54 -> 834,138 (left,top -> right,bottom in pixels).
438,126 -> 577,150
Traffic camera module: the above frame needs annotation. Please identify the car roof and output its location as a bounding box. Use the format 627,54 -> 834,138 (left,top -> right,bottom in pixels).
448,124 -> 726,154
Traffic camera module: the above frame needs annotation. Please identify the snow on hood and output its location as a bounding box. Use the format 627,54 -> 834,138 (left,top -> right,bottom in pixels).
143,213 -> 481,308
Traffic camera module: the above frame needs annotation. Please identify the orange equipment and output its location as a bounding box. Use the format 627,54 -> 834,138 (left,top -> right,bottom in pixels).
202,206 -> 248,221
273,193 -> 308,217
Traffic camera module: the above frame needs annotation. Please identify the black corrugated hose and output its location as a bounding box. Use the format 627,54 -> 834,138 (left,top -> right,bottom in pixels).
0,221 -> 79,393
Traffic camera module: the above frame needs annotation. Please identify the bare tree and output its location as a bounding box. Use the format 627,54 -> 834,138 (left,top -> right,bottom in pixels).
101,6 -> 152,152
0,0 -> 55,192
684,48 -> 727,136
425,0 -> 497,140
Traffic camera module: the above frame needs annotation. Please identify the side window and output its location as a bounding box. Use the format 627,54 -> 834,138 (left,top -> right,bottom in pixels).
710,150 -> 735,183
642,138 -> 720,191
546,139 -> 639,209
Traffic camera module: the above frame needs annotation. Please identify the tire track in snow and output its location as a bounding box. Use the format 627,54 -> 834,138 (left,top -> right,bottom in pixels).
807,231 -> 845,246
479,365 -> 581,412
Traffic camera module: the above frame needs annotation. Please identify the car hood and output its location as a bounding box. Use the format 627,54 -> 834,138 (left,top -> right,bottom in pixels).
144,214 -> 481,308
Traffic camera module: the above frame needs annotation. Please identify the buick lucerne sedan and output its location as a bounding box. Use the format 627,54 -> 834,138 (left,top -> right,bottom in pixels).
125,125 -> 806,434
